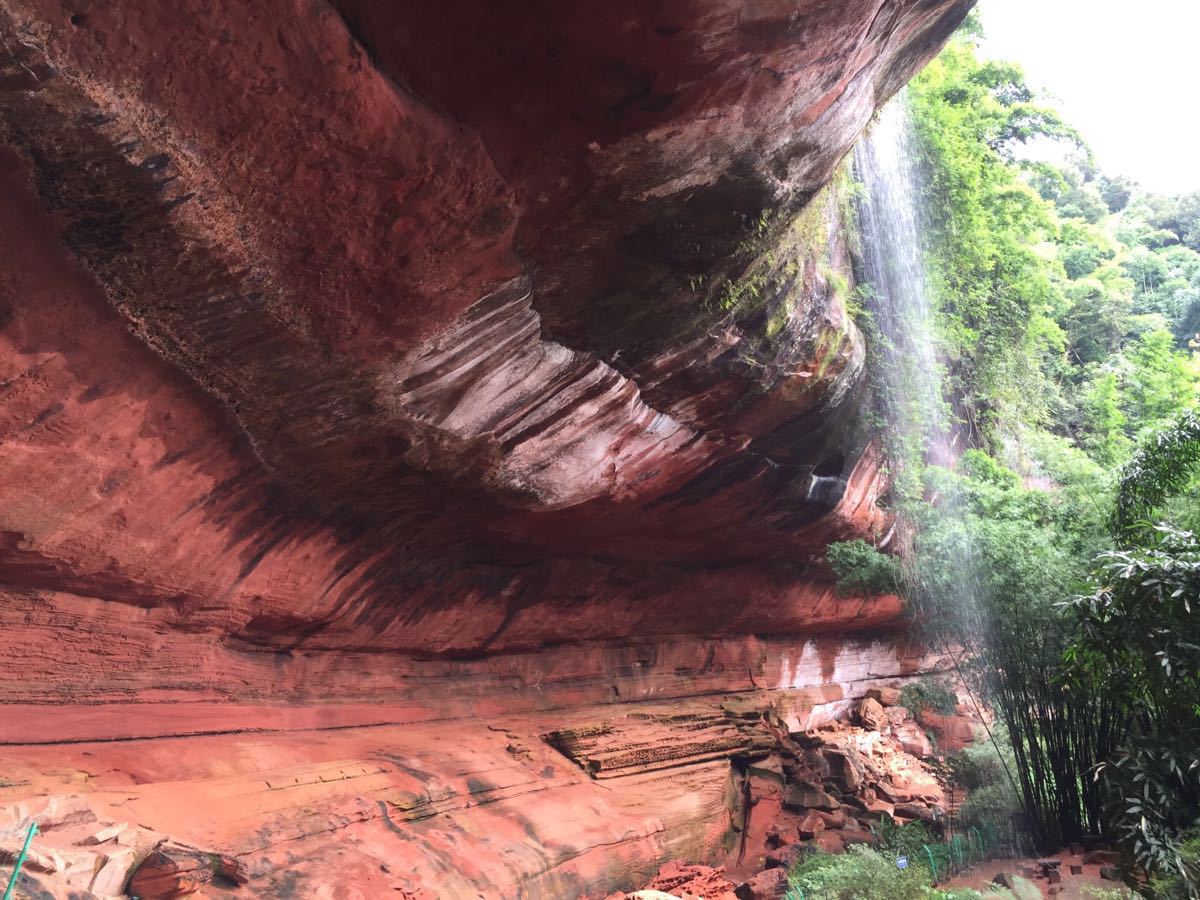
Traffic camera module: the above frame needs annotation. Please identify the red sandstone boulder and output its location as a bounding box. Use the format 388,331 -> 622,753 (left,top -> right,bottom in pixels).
800,748 -> 833,780
90,846 -> 138,896
796,812 -> 826,839
863,799 -> 896,820
866,687 -> 903,707
875,779 -> 898,801
811,832 -> 846,854
0,839 -> 59,875
822,747 -> 864,792
893,721 -> 934,758
812,810 -> 848,830
917,710 -> 977,753
894,801 -> 937,824
30,795 -> 98,830
734,867 -> 791,900
857,698 -> 887,732
126,843 -> 244,899
80,822 -> 127,845
127,847 -> 212,898
783,784 -> 840,812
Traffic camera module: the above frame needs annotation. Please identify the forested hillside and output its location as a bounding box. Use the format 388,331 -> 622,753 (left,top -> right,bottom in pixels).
834,15 -> 1200,895
911,17 -> 1199,459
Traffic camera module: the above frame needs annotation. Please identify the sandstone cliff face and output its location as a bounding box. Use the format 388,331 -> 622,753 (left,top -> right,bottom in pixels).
0,1 -> 971,896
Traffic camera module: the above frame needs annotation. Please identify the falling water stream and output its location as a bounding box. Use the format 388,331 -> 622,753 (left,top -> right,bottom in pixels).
854,96 -> 949,468
852,95 -> 991,662
850,94 -> 1039,835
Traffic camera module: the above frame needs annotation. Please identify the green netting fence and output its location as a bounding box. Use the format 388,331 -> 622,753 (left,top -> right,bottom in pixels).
2,823 -> 38,900
917,820 -> 1028,883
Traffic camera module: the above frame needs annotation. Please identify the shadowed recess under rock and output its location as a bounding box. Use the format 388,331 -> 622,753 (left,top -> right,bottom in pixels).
0,0 -> 973,895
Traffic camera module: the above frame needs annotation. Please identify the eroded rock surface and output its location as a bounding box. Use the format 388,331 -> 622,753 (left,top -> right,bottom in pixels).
610,688 -> 960,900
0,0 -> 971,895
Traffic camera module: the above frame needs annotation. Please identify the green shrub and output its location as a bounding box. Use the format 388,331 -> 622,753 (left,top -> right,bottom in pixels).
961,449 -> 1021,489
789,845 -> 935,900
899,678 -> 959,716
1079,888 -> 1143,900
873,818 -> 936,862
948,736 -> 1013,790
827,540 -> 901,595
1146,827 -> 1200,898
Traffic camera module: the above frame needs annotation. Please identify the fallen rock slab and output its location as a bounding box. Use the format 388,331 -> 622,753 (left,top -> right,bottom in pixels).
865,687 -> 902,707
90,846 -> 137,897
80,822 -> 128,846
894,801 -> 937,824
125,842 -> 244,899
127,845 -> 214,899
857,698 -> 886,731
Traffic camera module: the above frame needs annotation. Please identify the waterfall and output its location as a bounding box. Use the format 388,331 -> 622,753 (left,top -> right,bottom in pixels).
854,96 -> 950,469
852,95 -> 989,649
849,100 -> 1035,823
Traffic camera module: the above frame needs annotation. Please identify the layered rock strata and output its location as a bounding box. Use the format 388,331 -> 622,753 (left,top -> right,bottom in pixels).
0,0 -> 972,895
609,691 -> 982,900
1,661 -> 955,897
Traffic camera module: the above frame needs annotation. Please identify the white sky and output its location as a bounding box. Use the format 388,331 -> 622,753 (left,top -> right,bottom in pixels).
979,0 -> 1200,195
